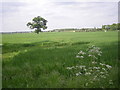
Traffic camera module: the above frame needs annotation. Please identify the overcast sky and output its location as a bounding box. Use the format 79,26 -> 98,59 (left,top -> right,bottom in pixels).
0,0 -> 119,32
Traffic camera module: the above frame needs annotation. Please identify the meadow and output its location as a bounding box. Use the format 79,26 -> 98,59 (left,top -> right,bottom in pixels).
2,31 -> 119,88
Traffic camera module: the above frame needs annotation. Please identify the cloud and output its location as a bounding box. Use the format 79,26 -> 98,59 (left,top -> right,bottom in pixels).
2,2 -> 26,14
1,0 -> 118,32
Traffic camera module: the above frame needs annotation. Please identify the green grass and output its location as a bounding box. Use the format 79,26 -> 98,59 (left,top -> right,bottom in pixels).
2,31 -> 119,88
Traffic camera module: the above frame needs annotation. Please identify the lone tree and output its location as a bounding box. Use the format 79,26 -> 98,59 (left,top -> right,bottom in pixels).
27,16 -> 47,34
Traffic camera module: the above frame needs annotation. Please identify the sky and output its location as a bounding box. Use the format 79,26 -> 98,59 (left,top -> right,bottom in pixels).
0,0 -> 119,32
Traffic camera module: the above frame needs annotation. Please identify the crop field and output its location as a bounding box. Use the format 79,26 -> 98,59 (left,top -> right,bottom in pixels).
2,31 -> 119,88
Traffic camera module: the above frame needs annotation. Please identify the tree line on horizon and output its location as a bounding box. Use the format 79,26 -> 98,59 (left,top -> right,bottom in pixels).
102,23 -> 120,31
26,16 -> 119,34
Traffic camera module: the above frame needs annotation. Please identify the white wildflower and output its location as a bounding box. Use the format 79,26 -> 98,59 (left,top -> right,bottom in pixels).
84,68 -> 87,71
92,61 -> 97,64
76,55 -> 80,58
102,68 -> 106,71
106,65 -> 112,69
76,72 -> 82,76
78,65 -> 86,68
93,67 -> 100,69
80,56 -> 84,58
76,73 -> 79,76
99,63 -> 106,66
78,51 -> 86,55
100,72 -> 104,74
66,66 -> 75,70
76,55 -> 84,59
98,53 -> 101,56
88,54 -> 92,57
85,72 -> 91,75
66,67 -> 72,70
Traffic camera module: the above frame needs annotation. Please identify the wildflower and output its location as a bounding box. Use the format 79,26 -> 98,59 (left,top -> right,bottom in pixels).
100,72 -> 104,74
84,68 -> 87,71
78,65 -> 86,68
66,66 -> 75,70
78,50 -> 86,55
66,67 -> 72,70
76,72 -> 82,76
102,68 -> 106,71
106,65 -> 112,69
93,67 -> 100,69
99,63 -> 106,66
76,73 -> 79,76
85,72 -> 91,75
76,55 -> 84,59
76,55 -> 80,58
92,61 -> 97,64
80,56 -> 84,58
88,54 -> 92,57
98,54 -> 101,56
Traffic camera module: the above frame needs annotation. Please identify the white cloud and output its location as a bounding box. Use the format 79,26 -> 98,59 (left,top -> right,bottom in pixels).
1,0 -> 118,32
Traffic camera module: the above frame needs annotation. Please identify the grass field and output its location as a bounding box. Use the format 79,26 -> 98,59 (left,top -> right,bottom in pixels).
2,31 -> 119,88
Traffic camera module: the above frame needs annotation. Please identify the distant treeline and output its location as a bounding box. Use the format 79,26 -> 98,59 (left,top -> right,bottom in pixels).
48,23 -> 119,32
1,31 -> 33,34
48,28 -> 102,32
102,23 -> 120,30
1,23 -> 119,33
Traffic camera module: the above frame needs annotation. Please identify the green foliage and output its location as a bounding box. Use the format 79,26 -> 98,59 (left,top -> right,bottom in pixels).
27,16 -> 47,34
102,23 -> 120,31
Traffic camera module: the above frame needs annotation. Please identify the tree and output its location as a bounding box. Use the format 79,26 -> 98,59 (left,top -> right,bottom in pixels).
105,25 -> 110,30
102,25 -> 106,30
27,16 -> 47,34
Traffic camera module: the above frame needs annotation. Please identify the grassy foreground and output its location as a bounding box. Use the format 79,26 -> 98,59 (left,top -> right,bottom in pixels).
2,31 -> 119,88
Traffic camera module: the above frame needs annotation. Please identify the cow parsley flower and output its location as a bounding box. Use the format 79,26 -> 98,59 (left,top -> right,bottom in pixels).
85,72 -> 91,75
76,72 -> 82,76
106,65 -> 112,69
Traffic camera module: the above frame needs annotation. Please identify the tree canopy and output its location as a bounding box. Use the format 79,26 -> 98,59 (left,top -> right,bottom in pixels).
102,23 -> 120,31
27,16 -> 47,34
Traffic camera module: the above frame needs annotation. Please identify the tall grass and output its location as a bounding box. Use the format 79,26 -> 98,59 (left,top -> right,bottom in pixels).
2,31 -> 118,88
